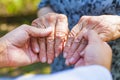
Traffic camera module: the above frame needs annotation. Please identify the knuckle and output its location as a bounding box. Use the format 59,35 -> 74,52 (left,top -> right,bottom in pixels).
74,37 -> 81,43
32,18 -> 44,28
39,17 -> 45,22
56,31 -> 66,38
32,18 -> 39,23
68,34 -> 75,41
47,13 -> 56,21
47,13 -> 56,16
79,16 -> 90,23
81,16 -> 89,19
57,14 -> 67,21
47,48 -> 54,54
69,30 -> 77,37
80,16 -> 86,21
21,24 -> 28,27
65,43 -> 71,48
47,37 -> 54,43
39,38 -> 45,42
31,19 -> 37,26
59,14 -> 67,18
21,24 -> 29,29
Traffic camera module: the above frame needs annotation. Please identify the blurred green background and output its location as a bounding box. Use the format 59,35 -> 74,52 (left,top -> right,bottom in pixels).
0,0 -> 51,77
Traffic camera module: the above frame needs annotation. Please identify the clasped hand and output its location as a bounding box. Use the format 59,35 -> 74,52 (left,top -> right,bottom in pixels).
1,14 -> 118,70
30,14 -> 115,69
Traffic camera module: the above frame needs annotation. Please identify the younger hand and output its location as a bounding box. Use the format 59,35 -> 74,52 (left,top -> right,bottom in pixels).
66,30 -> 112,70
0,24 -> 52,67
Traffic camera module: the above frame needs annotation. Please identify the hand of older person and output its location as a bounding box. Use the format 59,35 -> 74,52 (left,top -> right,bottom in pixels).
31,13 -> 69,64
68,30 -> 112,70
64,15 -> 119,65
0,24 -> 52,67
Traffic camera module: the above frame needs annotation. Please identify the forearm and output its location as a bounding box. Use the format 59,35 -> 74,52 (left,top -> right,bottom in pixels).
37,6 -> 55,17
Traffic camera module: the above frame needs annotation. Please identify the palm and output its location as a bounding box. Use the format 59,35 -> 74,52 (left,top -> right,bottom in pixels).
2,26 -> 38,67
6,42 -> 38,67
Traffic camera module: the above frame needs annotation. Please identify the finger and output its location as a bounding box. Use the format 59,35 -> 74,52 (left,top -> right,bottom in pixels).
30,38 -> 39,53
28,44 -> 40,63
68,39 -> 87,65
66,27 -> 87,59
74,58 -> 85,67
25,25 -> 52,37
46,14 -> 57,64
63,23 -> 82,58
30,21 -> 40,53
36,18 -> 48,63
46,37 -> 54,64
63,19 -> 87,58
32,18 -> 47,63
55,14 -> 69,57
64,33 -> 76,58
39,38 -> 47,63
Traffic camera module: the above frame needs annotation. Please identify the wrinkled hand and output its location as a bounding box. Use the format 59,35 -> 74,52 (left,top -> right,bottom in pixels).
64,15 -> 120,65
68,30 -> 112,70
0,24 -> 52,67
31,13 -> 69,64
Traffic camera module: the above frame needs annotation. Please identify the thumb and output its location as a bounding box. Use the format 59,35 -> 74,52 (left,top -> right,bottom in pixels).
24,25 -> 53,37
84,30 -> 102,44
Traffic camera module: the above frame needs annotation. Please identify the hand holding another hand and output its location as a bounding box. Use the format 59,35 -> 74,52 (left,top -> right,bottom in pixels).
64,15 -> 118,69
31,13 -> 69,64
0,24 -> 52,67
74,30 -> 112,70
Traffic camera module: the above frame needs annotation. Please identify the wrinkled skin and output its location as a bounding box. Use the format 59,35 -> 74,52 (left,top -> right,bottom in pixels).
0,24 -> 52,67
64,15 -> 120,66
31,13 -> 69,64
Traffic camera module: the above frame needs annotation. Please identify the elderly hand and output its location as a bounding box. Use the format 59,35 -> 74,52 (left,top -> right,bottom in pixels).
31,13 -> 69,64
0,24 -> 52,67
68,30 -> 112,70
64,15 -> 120,65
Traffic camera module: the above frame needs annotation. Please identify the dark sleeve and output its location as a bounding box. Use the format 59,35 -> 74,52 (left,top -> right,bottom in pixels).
38,0 -> 50,9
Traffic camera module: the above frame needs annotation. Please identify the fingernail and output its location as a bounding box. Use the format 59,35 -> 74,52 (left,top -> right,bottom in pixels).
55,53 -> 59,58
35,48 -> 39,53
65,60 -> 69,66
48,59 -> 52,64
63,52 -> 67,58
41,57 -> 46,63
47,27 -> 52,30
69,57 -> 74,63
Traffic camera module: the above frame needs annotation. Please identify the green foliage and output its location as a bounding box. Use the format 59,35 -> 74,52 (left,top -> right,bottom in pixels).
0,0 -> 40,16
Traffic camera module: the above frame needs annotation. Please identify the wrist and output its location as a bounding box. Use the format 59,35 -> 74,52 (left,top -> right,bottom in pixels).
37,6 -> 55,17
112,24 -> 120,40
